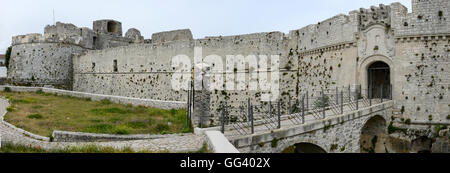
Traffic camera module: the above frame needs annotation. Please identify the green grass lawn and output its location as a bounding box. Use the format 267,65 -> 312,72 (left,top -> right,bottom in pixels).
0,90 -> 191,137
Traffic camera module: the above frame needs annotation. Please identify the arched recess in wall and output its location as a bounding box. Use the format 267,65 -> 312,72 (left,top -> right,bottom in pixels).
358,55 -> 394,99
107,21 -> 119,33
281,143 -> 327,153
368,61 -> 391,99
360,115 -> 387,153
410,136 -> 432,153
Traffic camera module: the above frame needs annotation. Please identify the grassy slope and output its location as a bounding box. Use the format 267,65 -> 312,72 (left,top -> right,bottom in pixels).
1,91 -> 191,137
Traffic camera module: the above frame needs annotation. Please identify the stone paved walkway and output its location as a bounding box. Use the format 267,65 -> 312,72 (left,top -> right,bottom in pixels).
0,98 -> 205,153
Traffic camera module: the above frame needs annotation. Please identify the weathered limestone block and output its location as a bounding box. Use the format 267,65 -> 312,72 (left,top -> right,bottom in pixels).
152,29 -> 193,43
12,33 -> 44,45
93,19 -> 123,37
125,28 -> 144,43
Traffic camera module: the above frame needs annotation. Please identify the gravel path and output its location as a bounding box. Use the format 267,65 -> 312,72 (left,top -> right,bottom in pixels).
0,98 -> 205,153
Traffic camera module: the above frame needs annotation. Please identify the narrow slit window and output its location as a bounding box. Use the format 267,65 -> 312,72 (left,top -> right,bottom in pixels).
93,36 -> 97,47
113,60 -> 118,72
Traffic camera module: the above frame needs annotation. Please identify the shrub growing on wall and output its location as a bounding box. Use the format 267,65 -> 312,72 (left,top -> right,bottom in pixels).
314,95 -> 330,109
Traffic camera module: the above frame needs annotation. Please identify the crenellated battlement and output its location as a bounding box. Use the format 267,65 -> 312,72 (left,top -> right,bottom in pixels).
8,20 -> 145,89
359,4 -> 392,30
12,33 -> 45,45
11,20 -> 145,50
288,12 -> 359,52
393,0 -> 450,36
286,1 -> 449,53
12,22 -> 93,49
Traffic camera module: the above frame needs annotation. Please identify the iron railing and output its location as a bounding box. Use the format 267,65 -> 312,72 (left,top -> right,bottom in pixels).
220,84 -> 392,136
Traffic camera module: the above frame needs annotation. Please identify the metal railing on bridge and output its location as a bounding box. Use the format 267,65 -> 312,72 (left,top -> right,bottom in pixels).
220,84 -> 392,135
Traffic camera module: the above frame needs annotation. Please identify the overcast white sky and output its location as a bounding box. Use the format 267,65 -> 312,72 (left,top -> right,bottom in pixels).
0,0 -> 412,54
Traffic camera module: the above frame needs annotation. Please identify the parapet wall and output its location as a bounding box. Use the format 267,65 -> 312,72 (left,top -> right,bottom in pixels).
152,29 -> 193,44
13,22 -> 95,49
12,21 -> 139,50
52,130 -> 181,142
288,12 -> 359,51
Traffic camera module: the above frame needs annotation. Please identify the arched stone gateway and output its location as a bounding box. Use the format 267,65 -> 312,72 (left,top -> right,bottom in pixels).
360,115 -> 388,153
358,55 -> 394,100
282,143 -> 327,153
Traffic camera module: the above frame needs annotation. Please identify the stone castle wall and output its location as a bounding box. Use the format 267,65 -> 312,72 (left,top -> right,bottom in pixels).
393,37 -> 449,122
8,0 -> 450,125
71,0 -> 449,126
73,40 -> 194,101
392,0 -> 450,36
73,31 -> 287,125
390,0 -> 449,125
8,20 -> 143,89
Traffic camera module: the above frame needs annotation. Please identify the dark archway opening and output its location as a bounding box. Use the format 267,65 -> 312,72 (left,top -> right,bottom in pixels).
411,137 -> 432,153
107,21 -> 119,33
368,61 -> 391,99
418,150 -> 431,153
360,115 -> 387,153
282,143 -> 327,153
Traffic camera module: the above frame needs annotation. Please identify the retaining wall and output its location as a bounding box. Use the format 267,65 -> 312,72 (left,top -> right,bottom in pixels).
52,130 -> 181,142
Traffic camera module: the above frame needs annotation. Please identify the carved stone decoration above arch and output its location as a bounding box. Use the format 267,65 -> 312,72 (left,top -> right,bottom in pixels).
357,24 -> 395,65
359,4 -> 391,30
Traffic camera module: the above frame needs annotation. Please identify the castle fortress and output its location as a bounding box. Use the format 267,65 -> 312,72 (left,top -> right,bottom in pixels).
7,0 -> 449,126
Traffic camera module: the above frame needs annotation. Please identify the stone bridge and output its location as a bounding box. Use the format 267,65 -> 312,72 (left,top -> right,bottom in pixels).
215,100 -> 394,153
